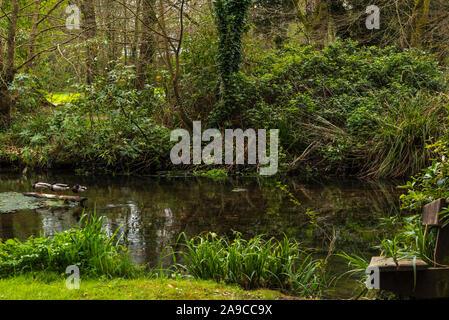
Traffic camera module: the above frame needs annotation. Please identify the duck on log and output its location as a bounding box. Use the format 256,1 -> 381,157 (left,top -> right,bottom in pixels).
23,192 -> 87,207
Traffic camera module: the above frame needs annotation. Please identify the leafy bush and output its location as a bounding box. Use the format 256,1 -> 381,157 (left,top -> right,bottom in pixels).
240,39 -> 448,177
8,73 -> 51,112
0,212 -> 139,278
399,139 -> 449,211
178,12 -> 219,122
2,65 -> 173,173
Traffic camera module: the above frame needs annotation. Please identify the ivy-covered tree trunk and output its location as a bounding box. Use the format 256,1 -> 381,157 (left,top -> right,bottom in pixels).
210,0 -> 252,126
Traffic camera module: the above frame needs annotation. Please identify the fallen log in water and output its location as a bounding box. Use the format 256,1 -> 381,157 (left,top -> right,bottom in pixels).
23,192 -> 87,206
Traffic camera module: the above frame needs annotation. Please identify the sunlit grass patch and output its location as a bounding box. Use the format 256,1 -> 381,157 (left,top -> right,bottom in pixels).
0,274 -> 293,300
46,92 -> 81,105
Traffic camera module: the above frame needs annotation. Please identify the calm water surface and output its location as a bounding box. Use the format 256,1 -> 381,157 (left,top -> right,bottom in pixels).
0,172 -> 404,299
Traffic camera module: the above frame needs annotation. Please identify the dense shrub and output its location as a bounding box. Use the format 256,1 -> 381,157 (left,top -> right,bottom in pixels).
239,39 -> 448,177
2,39 -> 448,178
174,38 -> 448,177
399,138 -> 449,211
0,213 -> 138,278
1,66 -> 173,173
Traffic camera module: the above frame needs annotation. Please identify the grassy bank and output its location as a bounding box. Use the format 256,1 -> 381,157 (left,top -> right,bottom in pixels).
0,211 -> 325,299
0,274 -> 292,300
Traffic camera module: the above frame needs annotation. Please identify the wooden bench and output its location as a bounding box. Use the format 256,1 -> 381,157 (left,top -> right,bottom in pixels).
368,198 -> 449,299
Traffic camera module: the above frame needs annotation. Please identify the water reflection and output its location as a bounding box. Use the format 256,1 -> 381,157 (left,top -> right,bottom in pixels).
39,207 -> 80,237
0,172 -> 404,298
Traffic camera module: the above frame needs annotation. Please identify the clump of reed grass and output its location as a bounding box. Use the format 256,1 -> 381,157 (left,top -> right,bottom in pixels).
0,211 -> 139,278
173,232 -> 331,298
362,92 -> 448,178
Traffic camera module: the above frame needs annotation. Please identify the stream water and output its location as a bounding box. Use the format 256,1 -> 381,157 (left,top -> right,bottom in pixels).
0,171 -> 404,299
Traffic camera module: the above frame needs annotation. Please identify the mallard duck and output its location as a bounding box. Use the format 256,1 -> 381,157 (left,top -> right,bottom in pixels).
72,184 -> 87,193
32,181 -> 52,190
50,183 -> 70,191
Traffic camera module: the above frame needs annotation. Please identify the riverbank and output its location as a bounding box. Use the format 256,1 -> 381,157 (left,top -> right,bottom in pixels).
0,274 -> 293,300
3,41 -> 449,181
0,172 -> 403,299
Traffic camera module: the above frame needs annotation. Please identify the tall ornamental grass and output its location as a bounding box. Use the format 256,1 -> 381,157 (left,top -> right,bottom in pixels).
175,232 -> 330,298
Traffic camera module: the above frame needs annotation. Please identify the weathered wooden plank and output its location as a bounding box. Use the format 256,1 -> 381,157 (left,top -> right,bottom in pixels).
370,256 -> 429,272
422,199 -> 446,226
23,192 -> 87,206
370,256 -> 449,298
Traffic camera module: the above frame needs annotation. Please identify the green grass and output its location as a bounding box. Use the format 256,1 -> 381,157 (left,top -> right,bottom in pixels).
0,213 -> 325,299
0,274 -> 294,300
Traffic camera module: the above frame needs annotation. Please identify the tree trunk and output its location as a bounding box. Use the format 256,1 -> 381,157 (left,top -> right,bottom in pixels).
131,0 -> 141,68
411,0 -> 430,48
297,0 -> 330,47
0,83 -> 12,129
81,0 -> 98,84
0,0 -> 19,129
137,0 -> 156,89
105,0 -> 117,66
123,3 -> 128,65
23,193 -> 87,207
158,0 -> 191,129
0,0 -> 4,73
26,0 -> 40,72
